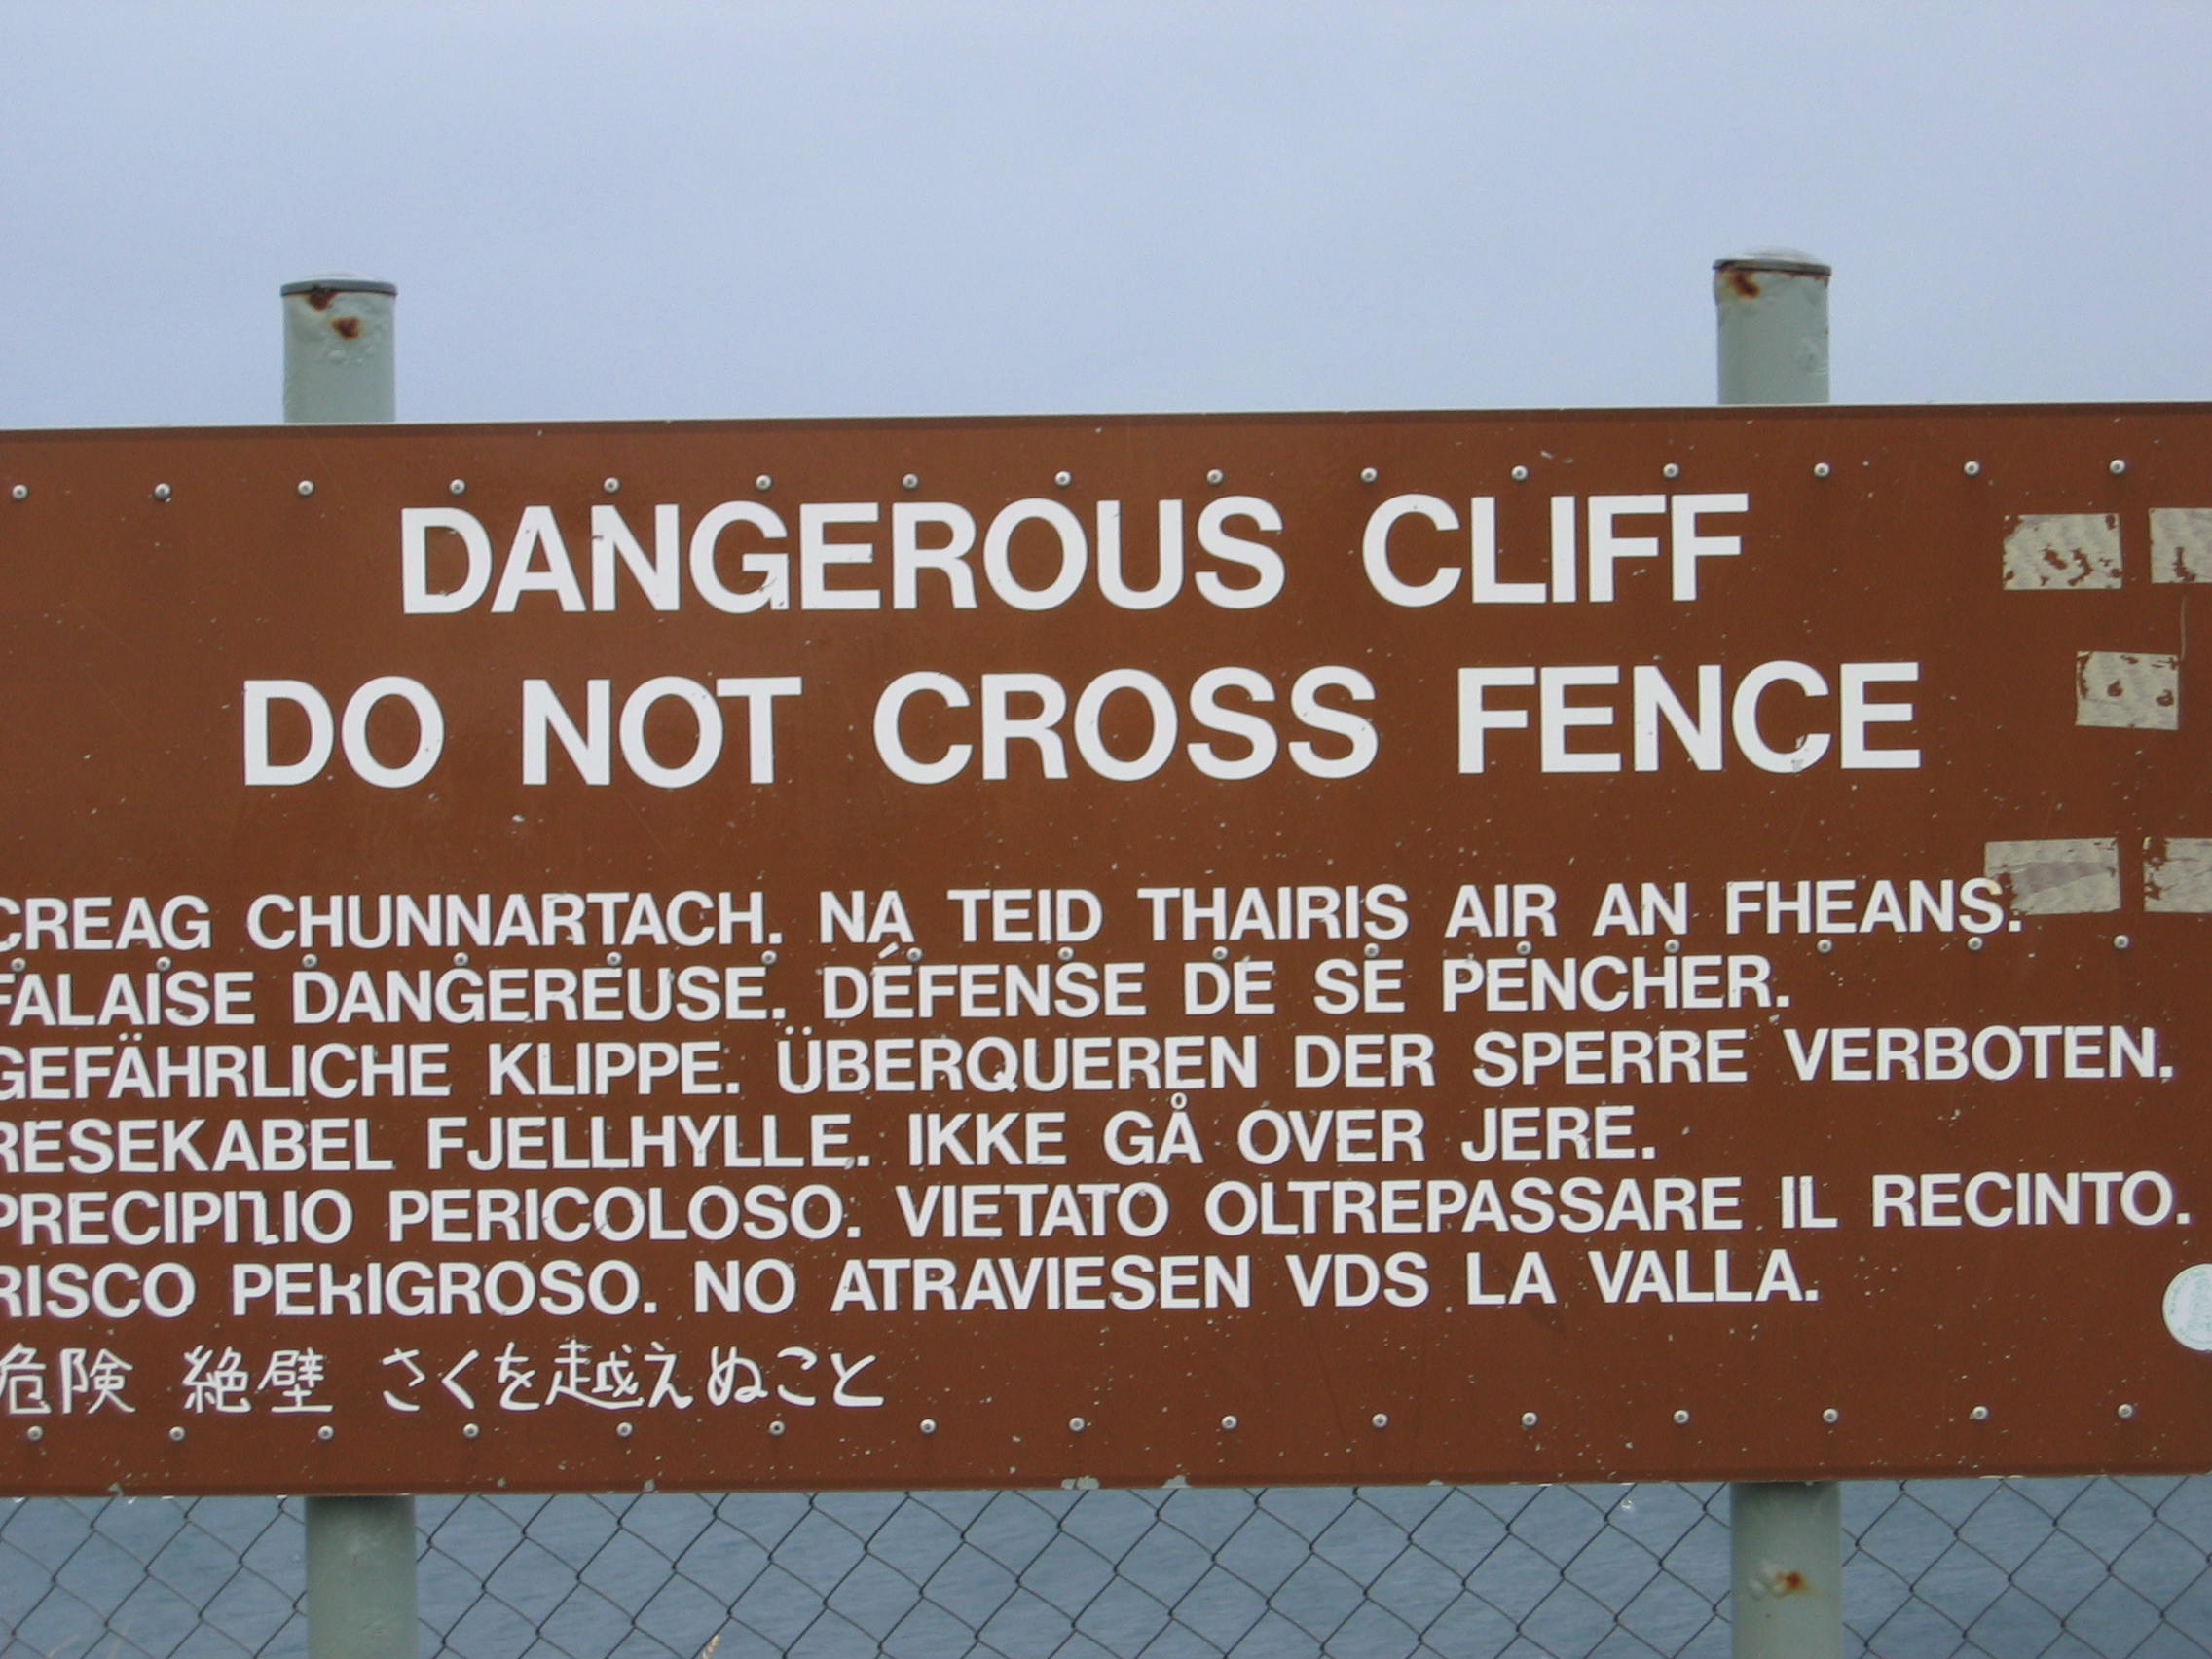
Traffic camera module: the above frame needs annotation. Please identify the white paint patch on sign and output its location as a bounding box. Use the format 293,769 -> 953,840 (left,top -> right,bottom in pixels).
2144,838 -> 2212,912
1984,838 -> 2120,913
2002,513 -> 2122,590
2149,508 -> 2212,584
2076,651 -> 2180,730
2164,1265 -> 2212,1352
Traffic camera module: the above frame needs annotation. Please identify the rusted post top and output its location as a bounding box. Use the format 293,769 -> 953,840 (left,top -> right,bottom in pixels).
281,275 -> 397,424
1714,247 -> 1830,406
1714,247 -> 1833,284
279,276 -> 399,299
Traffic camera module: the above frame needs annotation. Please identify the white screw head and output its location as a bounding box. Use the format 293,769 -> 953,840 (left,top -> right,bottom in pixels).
1968,936 -> 1984,952
1069,1416 -> 1087,1432
301,953 -> 317,969
769,1419 -> 787,1436
1206,468 -> 1225,486
1515,940 -> 1533,957
606,950 -> 623,966
755,474 -> 773,492
2119,1403 -> 2137,1420
1817,939 -> 1835,955
617,1421 -> 633,1438
1663,938 -> 1681,956
905,945 -> 922,962
297,480 -> 314,497
1359,466 -> 1379,484
2115,935 -> 2132,950
2110,459 -> 2128,476
902,473 -> 920,490
604,477 -> 620,494
1822,1407 -> 1840,1424
1211,945 -> 1228,962
1053,470 -> 1073,488
1673,1409 -> 1690,1425
1520,1412 -> 1538,1428
153,483 -> 171,501
449,479 -> 466,495
1056,945 -> 1074,962
168,1425 -> 185,1443
9,485 -> 24,501
317,1425 -> 334,1442
25,1425 -> 42,1443
1963,461 -> 1981,477
920,1418 -> 938,1435
761,949 -> 778,965
453,950 -> 469,967
1510,465 -> 1530,482
1362,942 -> 1380,959
1662,462 -> 1680,479
1221,1415 -> 1238,1431
1970,1406 -> 1989,1421
1813,461 -> 1830,479
1371,1413 -> 1389,1429
463,1423 -> 480,1439
156,955 -> 172,971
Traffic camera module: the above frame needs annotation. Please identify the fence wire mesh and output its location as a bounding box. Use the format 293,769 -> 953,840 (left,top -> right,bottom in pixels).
4,1478 -> 2210,1658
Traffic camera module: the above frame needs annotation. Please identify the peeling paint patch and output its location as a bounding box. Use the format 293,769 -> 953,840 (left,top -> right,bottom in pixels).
2002,514 -> 2121,590
2150,508 -> 2212,583
1060,1475 -> 1101,1491
2076,651 -> 2180,729
1985,838 -> 2120,913
2145,838 -> 2212,912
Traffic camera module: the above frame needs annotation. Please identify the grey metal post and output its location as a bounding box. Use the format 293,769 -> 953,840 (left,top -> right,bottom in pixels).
305,1495 -> 419,1659
1714,249 -> 1829,406
282,276 -> 396,423
1730,1482 -> 1843,1658
285,273 -> 417,1659
1715,245 -> 1843,1659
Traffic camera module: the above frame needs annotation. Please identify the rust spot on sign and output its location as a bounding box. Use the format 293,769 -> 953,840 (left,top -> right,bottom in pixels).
332,316 -> 361,340
1727,268 -> 1762,299
1770,1569 -> 1806,1595
304,286 -> 336,311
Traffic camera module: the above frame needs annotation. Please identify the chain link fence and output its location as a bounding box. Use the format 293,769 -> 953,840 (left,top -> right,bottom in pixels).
6,1477 -> 2210,1658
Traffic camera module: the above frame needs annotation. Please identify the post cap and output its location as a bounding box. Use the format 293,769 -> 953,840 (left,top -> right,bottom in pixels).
1714,248 -> 1830,277
281,275 -> 397,297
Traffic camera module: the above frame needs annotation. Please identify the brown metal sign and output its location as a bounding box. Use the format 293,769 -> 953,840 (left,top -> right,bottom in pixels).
0,405 -> 2208,1494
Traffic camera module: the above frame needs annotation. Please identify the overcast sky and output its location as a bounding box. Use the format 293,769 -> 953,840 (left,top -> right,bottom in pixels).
4,1 -> 2206,429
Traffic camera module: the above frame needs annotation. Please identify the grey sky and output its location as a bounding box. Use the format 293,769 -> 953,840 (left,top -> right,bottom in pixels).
4,0 -> 2206,428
